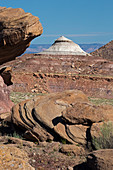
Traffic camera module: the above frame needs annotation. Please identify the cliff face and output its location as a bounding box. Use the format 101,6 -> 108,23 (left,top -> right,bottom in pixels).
0,7 -> 43,65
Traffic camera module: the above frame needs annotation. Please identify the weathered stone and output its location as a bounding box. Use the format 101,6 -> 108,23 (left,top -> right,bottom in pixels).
100,105 -> 113,121
0,144 -> 34,169
0,76 -> 13,118
11,89 -> 113,145
0,7 -> 43,64
60,144 -> 85,156
0,136 -> 36,148
66,124 -> 88,145
87,149 -> 113,170
62,102 -> 105,125
12,90 -> 88,143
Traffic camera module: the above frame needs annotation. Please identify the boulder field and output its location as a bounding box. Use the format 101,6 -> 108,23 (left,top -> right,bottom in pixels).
0,7 -> 43,64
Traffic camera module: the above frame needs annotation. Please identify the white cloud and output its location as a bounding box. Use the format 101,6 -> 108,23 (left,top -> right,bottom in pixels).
42,33 -> 113,37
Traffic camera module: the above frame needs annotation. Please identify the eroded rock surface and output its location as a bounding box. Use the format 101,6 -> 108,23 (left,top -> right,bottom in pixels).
12,90 -> 89,144
0,144 -> 34,169
0,76 -> 13,119
87,149 -> 113,170
11,90 -> 113,146
0,7 -> 43,64
62,102 -> 105,125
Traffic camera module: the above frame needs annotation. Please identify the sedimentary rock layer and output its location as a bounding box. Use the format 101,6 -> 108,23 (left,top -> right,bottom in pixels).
1,53 -> 113,98
12,90 -> 113,144
40,36 -> 89,56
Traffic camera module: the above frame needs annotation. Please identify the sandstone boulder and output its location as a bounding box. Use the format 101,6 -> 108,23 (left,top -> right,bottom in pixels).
0,7 -> 43,64
0,76 -> 13,119
62,102 -> 105,125
60,144 -> 85,156
87,149 -> 113,170
0,144 -> 34,169
0,136 -> 36,148
11,90 -> 113,146
12,90 -> 89,144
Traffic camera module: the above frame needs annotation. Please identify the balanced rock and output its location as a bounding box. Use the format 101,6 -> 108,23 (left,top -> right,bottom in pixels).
40,36 -> 89,55
0,7 -> 43,64
0,76 -> 13,119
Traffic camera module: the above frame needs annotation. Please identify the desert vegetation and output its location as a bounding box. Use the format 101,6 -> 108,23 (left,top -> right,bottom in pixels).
92,122 -> 113,150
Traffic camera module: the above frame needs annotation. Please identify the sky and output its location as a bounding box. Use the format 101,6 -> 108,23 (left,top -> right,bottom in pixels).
1,0 -> 113,44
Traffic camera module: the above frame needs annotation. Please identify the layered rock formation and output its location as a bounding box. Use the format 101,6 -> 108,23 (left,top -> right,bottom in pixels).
11,90 -> 113,146
91,40 -> 113,61
0,7 -> 43,64
40,36 -> 89,55
0,76 -> 13,119
12,90 -> 88,143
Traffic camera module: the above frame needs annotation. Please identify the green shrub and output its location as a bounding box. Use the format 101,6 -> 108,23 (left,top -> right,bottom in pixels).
60,138 -> 67,144
6,131 -> 23,139
12,131 -> 23,139
92,122 -> 113,150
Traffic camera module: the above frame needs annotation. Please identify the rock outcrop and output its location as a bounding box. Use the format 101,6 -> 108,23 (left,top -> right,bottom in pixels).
11,90 -> 113,146
12,90 -> 89,144
62,102 -> 105,125
0,76 -> 13,119
87,149 -> 113,170
0,7 -> 43,65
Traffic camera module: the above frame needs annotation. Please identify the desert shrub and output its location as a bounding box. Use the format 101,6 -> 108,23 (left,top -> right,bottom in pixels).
92,122 -> 113,150
12,131 -> 23,139
60,138 -> 67,144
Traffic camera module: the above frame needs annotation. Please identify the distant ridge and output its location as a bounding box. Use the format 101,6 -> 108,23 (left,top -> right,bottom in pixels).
91,40 -> 113,61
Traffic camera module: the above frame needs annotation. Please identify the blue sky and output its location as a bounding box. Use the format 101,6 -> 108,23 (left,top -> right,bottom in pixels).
1,0 -> 113,44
